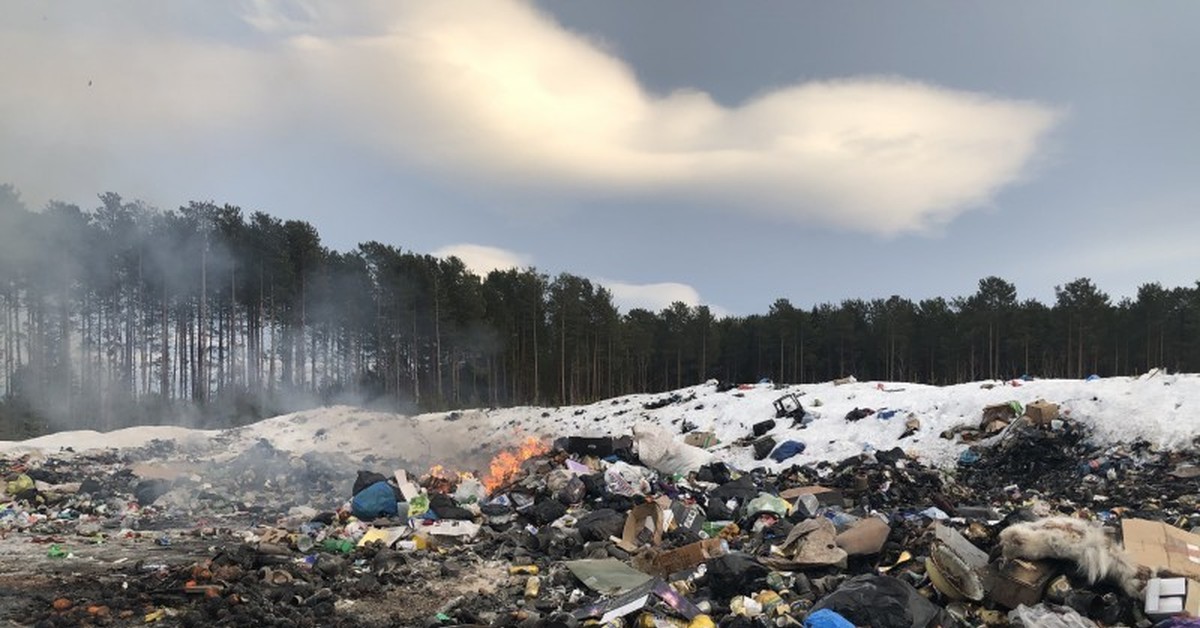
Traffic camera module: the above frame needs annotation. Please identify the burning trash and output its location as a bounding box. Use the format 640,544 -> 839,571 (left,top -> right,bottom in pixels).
482,436 -> 550,494
6,385 -> 1200,628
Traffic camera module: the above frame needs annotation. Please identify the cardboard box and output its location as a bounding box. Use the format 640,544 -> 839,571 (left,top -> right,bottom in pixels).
1123,519 -> 1200,579
648,538 -> 726,577
985,558 -> 1057,609
1024,400 -> 1060,426
980,402 -> 1019,429
1145,577 -> 1200,618
616,502 -> 664,552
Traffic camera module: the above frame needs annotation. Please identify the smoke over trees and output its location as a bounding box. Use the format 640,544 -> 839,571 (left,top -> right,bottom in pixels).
1,183 -> 1198,436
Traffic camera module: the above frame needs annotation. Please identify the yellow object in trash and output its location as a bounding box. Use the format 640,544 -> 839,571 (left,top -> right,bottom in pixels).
6,474 -> 33,496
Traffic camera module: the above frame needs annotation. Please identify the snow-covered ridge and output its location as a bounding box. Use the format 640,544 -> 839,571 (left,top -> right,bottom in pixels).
1,372 -> 1194,470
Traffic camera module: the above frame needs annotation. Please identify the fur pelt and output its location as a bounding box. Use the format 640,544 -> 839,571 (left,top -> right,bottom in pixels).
998,516 -> 1145,596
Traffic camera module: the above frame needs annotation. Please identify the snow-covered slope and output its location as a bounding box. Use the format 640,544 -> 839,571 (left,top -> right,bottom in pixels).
1,371 -> 1194,470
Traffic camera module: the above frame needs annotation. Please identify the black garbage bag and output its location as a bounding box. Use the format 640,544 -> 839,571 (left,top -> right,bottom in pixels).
577,508 -> 626,542
79,478 -> 103,496
529,498 -> 569,525
600,493 -> 636,513
874,447 -> 909,466
557,475 -> 587,505
353,470 -> 389,496
707,498 -> 735,521
811,574 -> 957,628
752,436 -> 777,461
696,462 -> 733,485
845,408 -> 875,422
580,473 -> 607,499
429,493 -> 474,520
711,476 -> 758,503
565,436 -> 633,458
134,479 -> 172,506
752,419 -> 777,437
706,553 -> 768,598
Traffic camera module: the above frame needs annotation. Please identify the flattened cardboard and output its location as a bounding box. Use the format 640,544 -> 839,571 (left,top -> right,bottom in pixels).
571,578 -> 701,623
357,526 -> 411,548
779,486 -> 843,506
1145,577 -> 1200,619
566,558 -> 654,594
571,578 -> 656,622
1123,518 -> 1200,579
393,469 -> 420,501
424,519 -> 480,539
683,431 -> 719,449
647,538 -> 726,577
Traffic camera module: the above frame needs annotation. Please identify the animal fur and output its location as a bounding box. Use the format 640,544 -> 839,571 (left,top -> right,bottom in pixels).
998,516 -> 1146,596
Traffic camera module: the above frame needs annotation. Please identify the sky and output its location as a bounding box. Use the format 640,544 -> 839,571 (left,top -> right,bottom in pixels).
2,1 -> 1197,316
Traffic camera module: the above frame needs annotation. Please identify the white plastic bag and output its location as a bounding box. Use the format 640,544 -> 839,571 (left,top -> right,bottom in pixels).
632,424 -> 715,475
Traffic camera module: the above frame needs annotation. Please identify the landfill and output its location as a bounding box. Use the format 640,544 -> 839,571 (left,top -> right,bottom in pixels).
3,373 -> 1200,626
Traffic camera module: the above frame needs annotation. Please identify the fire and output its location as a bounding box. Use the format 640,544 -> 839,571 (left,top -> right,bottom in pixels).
424,465 -> 476,494
482,437 -> 549,494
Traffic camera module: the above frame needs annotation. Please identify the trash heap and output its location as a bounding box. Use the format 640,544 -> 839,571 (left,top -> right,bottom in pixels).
8,395 -> 1200,627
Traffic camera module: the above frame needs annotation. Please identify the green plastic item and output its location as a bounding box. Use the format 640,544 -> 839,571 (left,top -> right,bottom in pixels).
321,538 -> 354,554
48,544 -> 66,558
408,494 -> 430,518
744,493 -> 790,518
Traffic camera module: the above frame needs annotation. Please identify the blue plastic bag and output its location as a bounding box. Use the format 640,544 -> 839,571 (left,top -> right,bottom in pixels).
351,481 -> 399,519
769,440 -> 806,462
805,608 -> 855,628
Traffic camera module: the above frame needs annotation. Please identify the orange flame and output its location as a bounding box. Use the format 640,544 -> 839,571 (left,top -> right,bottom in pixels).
483,437 -> 549,494
424,465 -> 478,493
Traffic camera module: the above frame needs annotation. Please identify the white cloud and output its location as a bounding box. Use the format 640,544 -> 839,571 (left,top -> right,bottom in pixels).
603,280 -> 711,315
0,0 -> 1060,234
433,243 -> 531,276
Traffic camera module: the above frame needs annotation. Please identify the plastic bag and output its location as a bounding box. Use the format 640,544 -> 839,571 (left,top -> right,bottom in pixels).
350,481 -> 400,520
810,574 -> 952,628
604,461 -> 653,497
632,425 -> 715,475
1008,604 -> 1098,628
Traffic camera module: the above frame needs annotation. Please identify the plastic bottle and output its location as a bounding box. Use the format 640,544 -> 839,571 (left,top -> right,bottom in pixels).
295,535 -> 315,553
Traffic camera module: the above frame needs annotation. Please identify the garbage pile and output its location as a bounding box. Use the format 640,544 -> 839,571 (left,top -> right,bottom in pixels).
6,396 -> 1200,627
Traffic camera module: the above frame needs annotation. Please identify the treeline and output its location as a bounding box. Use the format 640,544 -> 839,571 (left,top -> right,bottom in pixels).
1,184 -> 1198,436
